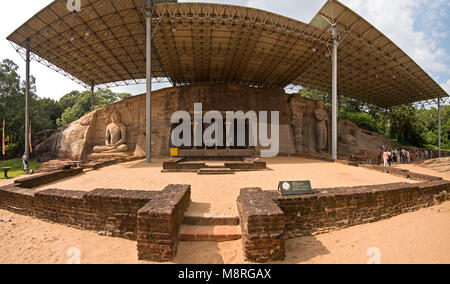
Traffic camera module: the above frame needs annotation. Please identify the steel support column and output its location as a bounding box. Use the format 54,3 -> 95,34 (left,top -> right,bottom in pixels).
438,97 -> 441,158
331,27 -> 338,160
145,0 -> 152,163
25,39 -> 31,170
90,85 -> 95,110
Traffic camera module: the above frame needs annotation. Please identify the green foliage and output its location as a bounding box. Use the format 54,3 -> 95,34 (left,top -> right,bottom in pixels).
56,89 -> 131,127
388,105 -> 425,146
417,105 -> 450,149
0,158 -> 41,179
0,59 -> 43,154
339,110 -> 382,133
298,87 -> 449,150
298,87 -> 330,103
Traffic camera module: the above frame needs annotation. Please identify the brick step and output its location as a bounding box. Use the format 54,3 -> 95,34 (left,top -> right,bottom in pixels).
179,225 -> 242,242
197,167 -> 234,175
183,211 -> 240,226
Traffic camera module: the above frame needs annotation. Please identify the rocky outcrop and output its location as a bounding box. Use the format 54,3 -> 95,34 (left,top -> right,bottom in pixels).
36,84 -> 390,161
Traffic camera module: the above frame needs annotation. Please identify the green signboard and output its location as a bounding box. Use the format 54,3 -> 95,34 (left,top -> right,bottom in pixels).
278,181 -> 313,195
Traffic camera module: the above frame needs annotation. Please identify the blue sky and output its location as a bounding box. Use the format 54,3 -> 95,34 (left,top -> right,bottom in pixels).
0,0 -> 449,101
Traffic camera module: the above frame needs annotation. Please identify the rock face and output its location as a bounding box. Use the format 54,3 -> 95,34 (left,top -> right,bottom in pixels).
36,84 -> 390,161
288,94 -> 390,158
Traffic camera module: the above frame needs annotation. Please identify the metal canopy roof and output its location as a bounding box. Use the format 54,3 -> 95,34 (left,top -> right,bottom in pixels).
307,0 -> 448,107
6,0 -> 448,107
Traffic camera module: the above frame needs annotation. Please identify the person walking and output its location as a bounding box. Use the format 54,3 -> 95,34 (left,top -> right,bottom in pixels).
388,150 -> 393,167
383,149 -> 389,167
22,152 -> 29,171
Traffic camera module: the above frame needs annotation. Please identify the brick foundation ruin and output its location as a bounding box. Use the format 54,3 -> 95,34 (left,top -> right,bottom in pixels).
237,188 -> 285,262
0,183 -> 191,262
0,163 -> 449,263
238,180 -> 449,262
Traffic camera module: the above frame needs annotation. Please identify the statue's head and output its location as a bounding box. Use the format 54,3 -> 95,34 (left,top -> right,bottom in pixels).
111,111 -> 121,123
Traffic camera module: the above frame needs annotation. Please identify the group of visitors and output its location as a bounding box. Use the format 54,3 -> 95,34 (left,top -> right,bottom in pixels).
377,147 -> 411,167
377,146 -> 434,167
415,149 -> 432,160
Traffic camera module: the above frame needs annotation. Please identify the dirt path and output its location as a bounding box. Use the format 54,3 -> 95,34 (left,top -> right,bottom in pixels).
1,201 -> 449,264
394,158 -> 450,181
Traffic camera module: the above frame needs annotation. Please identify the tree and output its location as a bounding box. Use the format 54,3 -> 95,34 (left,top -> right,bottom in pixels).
56,89 -> 131,127
297,86 -> 449,150
388,105 -> 425,146
417,105 -> 450,149
0,58 -> 131,155
298,87 -> 330,103
0,59 -> 56,155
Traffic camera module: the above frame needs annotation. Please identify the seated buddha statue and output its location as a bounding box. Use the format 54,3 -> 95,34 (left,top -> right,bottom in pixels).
93,111 -> 129,153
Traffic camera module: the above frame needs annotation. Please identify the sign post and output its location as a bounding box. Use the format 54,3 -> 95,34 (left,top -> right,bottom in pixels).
278,181 -> 313,195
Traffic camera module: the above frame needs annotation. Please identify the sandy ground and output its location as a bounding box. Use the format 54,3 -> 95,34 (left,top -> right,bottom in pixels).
1,201 -> 449,264
394,158 -> 450,181
415,157 -> 450,173
23,157 -> 413,215
0,175 -> 22,187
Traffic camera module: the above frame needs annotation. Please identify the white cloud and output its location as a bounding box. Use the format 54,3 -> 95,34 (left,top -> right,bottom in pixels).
442,79 -> 450,95
342,0 -> 450,77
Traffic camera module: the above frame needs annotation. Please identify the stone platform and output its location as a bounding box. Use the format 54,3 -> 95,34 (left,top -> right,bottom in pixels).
163,157 -> 267,174
87,152 -> 134,161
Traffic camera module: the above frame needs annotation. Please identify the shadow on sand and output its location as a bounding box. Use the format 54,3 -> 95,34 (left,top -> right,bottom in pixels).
173,242 -> 227,264
169,235 -> 330,264
278,236 -> 330,264
188,202 -> 212,213
125,160 -> 164,169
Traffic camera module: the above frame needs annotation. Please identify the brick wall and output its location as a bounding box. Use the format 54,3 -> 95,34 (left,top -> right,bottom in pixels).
137,185 -> 191,262
238,181 -> 449,262
237,188 -> 286,263
14,168 -> 84,188
32,188 -> 159,236
0,186 -> 37,215
276,181 -> 449,238
360,164 -> 443,182
0,183 -> 191,262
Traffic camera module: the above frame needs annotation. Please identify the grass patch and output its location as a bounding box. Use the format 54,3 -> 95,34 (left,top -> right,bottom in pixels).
0,158 -> 41,179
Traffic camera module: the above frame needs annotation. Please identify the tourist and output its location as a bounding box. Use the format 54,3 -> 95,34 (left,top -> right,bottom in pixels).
388,150 -> 393,167
383,149 -> 389,167
401,148 -> 406,164
407,151 -> 411,163
22,152 -> 28,171
425,150 -> 429,160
